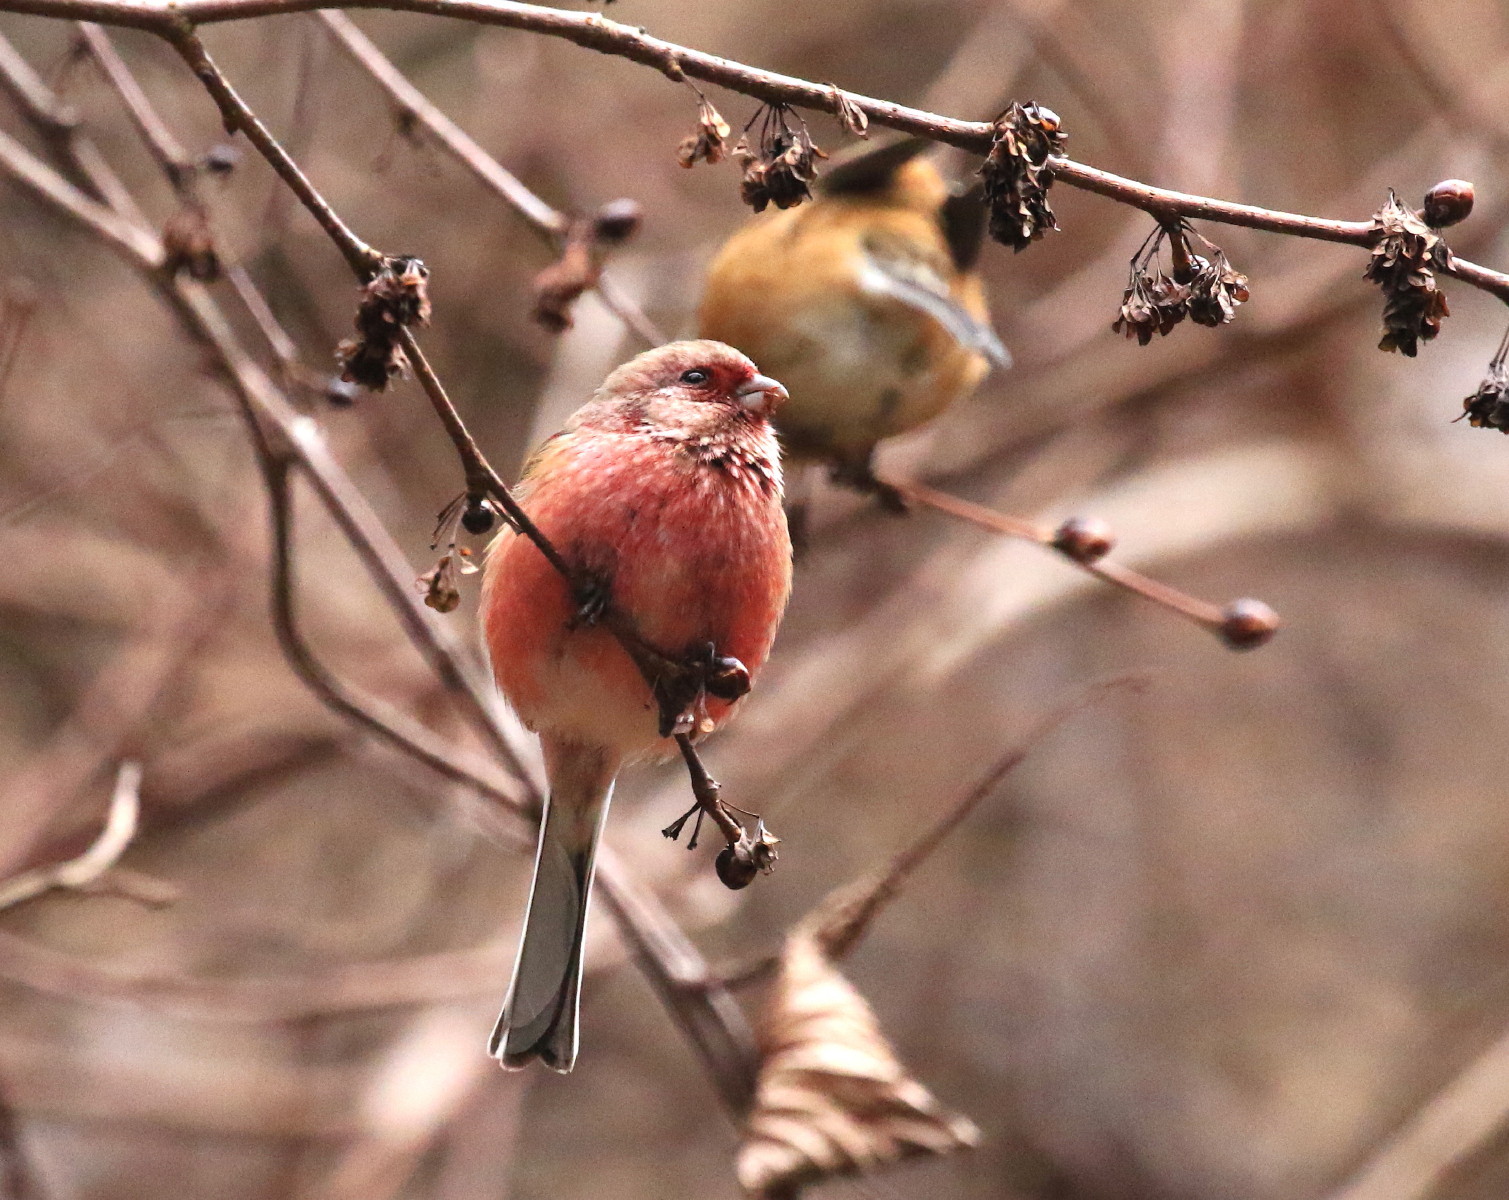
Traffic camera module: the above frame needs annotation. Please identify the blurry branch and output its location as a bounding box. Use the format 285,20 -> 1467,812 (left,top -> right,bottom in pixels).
724,678 -> 1142,990
0,762 -> 175,911
0,572 -> 220,882
315,10 -> 664,346
0,49 -> 761,1113
1371,0 -> 1509,156
1325,1020 -> 1509,1200
0,281 -> 36,407
887,477 -> 1280,650
2,0 -> 1507,301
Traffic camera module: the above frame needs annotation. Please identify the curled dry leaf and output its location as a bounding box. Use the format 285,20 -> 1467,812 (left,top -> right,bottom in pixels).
827,84 -> 869,137
736,930 -> 979,1197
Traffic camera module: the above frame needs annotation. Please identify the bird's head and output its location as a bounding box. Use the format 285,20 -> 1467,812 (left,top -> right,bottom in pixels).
597,339 -> 789,420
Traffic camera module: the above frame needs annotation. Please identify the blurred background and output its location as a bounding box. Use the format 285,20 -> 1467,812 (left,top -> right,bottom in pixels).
3,0 -> 1509,1196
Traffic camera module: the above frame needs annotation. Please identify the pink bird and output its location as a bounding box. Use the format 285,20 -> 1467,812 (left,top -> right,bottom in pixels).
482,340 -> 792,1071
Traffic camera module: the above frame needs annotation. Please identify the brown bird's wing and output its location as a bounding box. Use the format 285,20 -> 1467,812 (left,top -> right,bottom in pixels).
858,229 -> 1012,369
819,135 -> 933,195
939,180 -> 988,271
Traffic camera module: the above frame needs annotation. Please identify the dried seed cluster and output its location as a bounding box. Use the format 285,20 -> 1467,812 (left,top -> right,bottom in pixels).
1112,222 -> 1249,345
677,95 -> 732,167
1461,328 -> 1509,433
1365,191 -> 1450,357
733,103 -> 827,212
980,101 -> 1065,251
337,256 -> 431,391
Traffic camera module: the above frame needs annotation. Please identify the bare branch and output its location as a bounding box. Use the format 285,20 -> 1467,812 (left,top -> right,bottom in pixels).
0,761 -> 165,911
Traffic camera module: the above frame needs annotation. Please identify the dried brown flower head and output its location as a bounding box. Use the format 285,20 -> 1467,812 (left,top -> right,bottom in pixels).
337,256 -> 431,392
1113,222 -> 1248,344
980,100 -> 1065,251
1186,251 -> 1250,327
733,104 -> 827,212
161,204 -> 221,283
736,931 -> 979,1196
1461,328 -> 1509,433
1366,190 -> 1451,357
417,547 -> 477,614
677,95 -> 732,168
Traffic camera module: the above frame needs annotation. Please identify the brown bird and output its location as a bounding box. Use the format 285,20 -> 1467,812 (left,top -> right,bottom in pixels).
698,138 -> 1008,510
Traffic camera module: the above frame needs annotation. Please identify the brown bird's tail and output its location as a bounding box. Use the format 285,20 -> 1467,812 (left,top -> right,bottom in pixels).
490,738 -> 618,1072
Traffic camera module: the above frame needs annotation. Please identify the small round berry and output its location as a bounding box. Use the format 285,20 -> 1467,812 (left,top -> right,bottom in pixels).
1218,598 -> 1280,650
715,845 -> 758,890
706,656 -> 751,702
1423,179 -> 1474,228
461,497 -> 497,535
1052,516 -> 1115,564
593,199 -> 643,243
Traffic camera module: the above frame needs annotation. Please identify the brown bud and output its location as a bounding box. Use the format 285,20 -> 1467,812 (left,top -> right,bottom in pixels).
1218,598 -> 1279,649
716,845 -> 759,890
593,198 -> 642,244
201,143 -> 240,176
1052,516 -> 1115,563
706,655 -> 751,701
1423,179 -> 1474,228
461,497 -> 496,535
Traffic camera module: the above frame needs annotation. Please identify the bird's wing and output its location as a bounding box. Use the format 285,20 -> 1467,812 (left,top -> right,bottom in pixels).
858,233 -> 1012,369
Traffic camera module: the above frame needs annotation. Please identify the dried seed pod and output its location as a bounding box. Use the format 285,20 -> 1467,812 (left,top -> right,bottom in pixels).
336,256 -> 431,391
1052,516 -> 1114,563
677,95 -> 732,168
161,204 -> 221,282
1365,190 -> 1450,357
979,101 -> 1065,251
1219,598 -> 1280,649
1423,178 -> 1474,229
1113,271 -> 1189,345
736,931 -> 980,1197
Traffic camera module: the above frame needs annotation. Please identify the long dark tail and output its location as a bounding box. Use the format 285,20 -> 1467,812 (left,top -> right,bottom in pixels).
490,738 -> 618,1073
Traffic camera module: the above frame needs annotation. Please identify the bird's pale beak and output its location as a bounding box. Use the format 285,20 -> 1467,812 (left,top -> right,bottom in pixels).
735,373 -> 788,416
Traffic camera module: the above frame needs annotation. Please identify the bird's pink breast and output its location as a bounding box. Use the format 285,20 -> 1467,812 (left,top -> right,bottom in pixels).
482,428 -> 791,759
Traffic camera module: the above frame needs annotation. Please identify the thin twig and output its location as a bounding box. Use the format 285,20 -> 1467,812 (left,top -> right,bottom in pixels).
0,761 -> 164,911
722,678 -> 1144,988
0,60 -> 759,1110
1,0 -> 1503,301
888,475 -> 1277,648
313,14 -> 664,341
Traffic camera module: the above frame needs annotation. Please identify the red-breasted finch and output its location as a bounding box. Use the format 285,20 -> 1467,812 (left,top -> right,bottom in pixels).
698,138 -> 1009,493
481,340 -> 792,1072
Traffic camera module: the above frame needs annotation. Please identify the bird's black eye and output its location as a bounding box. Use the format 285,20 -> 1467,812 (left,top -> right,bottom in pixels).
680,368 -> 710,385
